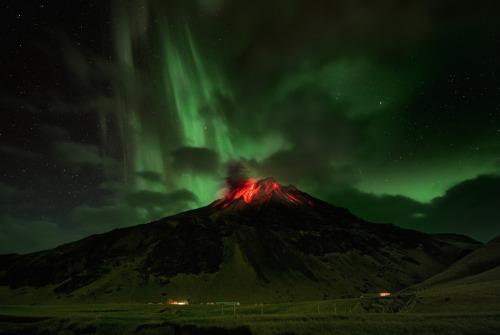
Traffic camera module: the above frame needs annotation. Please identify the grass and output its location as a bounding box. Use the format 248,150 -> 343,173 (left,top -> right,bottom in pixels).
1,291 -> 500,335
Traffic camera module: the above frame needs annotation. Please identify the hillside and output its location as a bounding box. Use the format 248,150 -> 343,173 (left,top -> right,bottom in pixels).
411,234 -> 500,290
0,178 -> 481,304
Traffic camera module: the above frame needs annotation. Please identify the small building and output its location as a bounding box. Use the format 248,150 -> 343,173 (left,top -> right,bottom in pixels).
167,299 -> 189,305
379,290 -> 391,297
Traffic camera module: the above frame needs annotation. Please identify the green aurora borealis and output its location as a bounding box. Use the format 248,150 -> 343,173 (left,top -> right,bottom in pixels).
1,0 -> 499,253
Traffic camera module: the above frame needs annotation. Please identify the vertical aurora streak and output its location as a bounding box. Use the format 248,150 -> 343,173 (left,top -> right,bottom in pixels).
105,0 -> 235,209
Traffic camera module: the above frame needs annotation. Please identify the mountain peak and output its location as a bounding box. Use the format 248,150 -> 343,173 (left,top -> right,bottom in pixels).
0,176 -> 482,305
212,177 -> 314,209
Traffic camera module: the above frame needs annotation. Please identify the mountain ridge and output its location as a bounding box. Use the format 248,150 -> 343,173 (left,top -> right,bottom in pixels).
0,178 -> 482,304
411,234 -> 500,290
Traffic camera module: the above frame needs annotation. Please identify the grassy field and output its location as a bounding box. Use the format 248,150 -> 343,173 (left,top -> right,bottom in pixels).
1,289 -> 500,335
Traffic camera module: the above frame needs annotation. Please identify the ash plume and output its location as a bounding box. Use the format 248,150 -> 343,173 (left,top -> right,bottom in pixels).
225,161 -> 249,191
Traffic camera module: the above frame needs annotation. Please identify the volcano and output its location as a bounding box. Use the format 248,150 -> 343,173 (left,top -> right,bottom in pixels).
212,177 -> 314,209
0,178 -> 481,304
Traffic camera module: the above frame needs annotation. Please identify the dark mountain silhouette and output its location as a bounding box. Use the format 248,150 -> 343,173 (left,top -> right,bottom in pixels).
0,178 -> 481,304
412,234 -> 500,289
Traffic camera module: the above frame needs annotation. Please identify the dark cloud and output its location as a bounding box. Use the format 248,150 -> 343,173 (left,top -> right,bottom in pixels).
421,175 -> 500,242
171,147 -> 219,175
54,141 -> 102,165
123,189 -> 198,221
124,189 -> 197,209
222,0 -> 443,77
251,149 -> 338,187
224,161 -> 249,191
70,204 -> 143,235
228,86 -> 368,190
316,175 -> 500,242
0,183 -> 80,254
494,160 -> 500,173
223,58 -> 407,189
320,187 -> 426,226
70,187 -> 198,235
136,171 -> 164,183
0,215 -> 80,254
219,0 -> 499,180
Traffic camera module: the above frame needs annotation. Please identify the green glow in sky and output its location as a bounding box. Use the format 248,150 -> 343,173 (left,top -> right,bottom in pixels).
356,159 -> 499,203
94,0 -> 500,240
106,1 -> 302,209
2,0 -> 499,254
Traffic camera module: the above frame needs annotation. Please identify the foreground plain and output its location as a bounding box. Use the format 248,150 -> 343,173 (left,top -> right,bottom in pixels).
1,281 -> 500,335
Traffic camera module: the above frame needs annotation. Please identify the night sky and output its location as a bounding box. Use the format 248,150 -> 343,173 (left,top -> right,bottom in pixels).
2,0 -> 499,254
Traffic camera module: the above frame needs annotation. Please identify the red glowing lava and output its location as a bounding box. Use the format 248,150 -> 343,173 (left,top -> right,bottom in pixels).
212,178 -> 313,209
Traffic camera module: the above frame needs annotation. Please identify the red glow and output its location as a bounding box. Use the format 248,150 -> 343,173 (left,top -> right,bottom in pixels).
212,178 -> 313,209
213,179 -> 260,209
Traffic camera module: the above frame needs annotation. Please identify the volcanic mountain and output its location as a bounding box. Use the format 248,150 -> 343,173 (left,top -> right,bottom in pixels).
0,177 -> 481,304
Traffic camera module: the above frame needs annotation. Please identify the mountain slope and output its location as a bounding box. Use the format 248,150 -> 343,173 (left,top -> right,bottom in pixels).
412,234 -> 500,290
0,178 -> 481,304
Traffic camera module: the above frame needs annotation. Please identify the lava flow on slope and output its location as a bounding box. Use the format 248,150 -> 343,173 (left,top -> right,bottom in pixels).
212,177 -> 314,209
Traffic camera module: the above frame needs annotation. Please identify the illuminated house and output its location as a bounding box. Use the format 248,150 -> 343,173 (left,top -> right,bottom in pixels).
379,290 -> 391,297
167,299 -> 189,305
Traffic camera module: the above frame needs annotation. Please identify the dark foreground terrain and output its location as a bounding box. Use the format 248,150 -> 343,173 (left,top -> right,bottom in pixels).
1,279 -> 499,335
1,179 -> 499,334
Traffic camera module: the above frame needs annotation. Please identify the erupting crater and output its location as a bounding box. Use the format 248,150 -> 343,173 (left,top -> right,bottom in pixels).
212,177 -> 314,209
